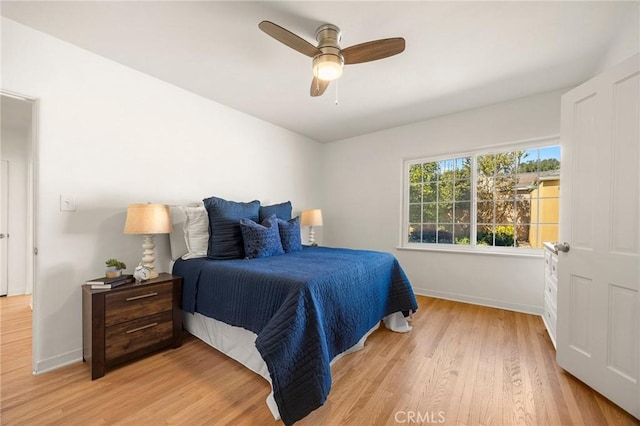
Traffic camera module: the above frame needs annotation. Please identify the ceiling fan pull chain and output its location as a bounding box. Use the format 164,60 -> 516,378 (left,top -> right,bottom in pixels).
335,80 -> 339,106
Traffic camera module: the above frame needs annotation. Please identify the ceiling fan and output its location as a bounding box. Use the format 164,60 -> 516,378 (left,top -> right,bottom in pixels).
259,21 -> 406,97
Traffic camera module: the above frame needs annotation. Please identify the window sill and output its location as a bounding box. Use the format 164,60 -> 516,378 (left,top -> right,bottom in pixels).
396,245 -> 544,258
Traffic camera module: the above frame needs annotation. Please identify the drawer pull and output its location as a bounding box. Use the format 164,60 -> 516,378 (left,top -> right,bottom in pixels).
126,322 -> 158,334
126,292 -> 158,301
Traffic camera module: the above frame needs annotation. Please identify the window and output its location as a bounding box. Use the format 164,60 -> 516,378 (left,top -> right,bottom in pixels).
404,143 -> 560,251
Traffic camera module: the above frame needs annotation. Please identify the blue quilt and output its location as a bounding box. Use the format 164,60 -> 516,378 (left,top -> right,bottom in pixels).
173,246 -> 418,425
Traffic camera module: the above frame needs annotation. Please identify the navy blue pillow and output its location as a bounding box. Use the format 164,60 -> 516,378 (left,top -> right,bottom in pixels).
259,201 -> 292,222
239,215 -> 284,259
277,216 -> 302,253
203,196 -> 260,259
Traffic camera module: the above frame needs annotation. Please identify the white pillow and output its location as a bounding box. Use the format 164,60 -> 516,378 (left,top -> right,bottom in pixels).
169,206 -> 188,261
179,205 -> 209,260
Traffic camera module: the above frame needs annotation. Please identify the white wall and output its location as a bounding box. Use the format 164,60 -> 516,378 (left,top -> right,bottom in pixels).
0,127 -> 29,295
321,89 -> 566,313
1,18 -> 323,373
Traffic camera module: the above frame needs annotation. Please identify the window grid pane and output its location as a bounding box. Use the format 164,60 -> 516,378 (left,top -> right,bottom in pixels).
406,144 -> 560,249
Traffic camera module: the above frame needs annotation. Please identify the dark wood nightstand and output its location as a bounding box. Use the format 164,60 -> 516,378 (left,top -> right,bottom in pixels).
82,273 -> 183,380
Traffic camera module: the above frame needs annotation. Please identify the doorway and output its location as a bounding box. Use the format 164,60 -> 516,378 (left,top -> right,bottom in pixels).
0,92 -> 37,299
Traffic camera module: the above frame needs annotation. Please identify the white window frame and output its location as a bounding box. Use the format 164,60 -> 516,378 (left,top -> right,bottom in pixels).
399,136 -> 560,256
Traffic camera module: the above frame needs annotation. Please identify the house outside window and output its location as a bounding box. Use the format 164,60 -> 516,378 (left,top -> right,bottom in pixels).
404,141 -> 560,252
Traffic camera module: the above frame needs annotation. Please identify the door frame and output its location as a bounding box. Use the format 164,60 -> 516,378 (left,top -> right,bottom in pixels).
1,160 -> 8,296
1,89 -> 39,373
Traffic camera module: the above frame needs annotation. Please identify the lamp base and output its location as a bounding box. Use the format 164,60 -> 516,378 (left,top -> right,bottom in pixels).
140,234 -> 159,280
308,226 -> 316,245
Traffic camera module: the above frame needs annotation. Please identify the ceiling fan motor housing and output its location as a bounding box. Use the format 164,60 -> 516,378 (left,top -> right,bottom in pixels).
313,24 -> 344,81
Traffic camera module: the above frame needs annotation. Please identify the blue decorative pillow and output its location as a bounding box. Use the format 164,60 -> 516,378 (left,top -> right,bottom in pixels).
239,215 -> 284,259
277,216 -> 302,253
203,196 -> 260,260
259,201 -> 292,222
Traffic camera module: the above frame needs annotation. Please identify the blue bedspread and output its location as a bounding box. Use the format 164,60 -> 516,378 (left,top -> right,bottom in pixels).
173,246 -> 418,425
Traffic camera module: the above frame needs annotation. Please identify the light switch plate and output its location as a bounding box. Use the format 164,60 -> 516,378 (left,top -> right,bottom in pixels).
60,194 -> 76,211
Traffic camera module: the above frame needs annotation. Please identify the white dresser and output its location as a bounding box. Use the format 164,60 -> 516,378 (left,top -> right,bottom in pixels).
542,242 -> 558,349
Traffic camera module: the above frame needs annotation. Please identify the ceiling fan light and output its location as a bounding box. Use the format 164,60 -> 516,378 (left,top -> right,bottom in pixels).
313,54 -> 344,81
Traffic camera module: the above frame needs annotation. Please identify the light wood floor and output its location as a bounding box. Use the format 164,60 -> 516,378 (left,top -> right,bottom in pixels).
1,294 -> 638,425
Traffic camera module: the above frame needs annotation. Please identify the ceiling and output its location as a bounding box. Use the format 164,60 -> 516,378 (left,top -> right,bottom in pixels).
1,1 -> 637,143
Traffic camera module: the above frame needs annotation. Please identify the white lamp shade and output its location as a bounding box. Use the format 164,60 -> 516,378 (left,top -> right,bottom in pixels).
124,204 -> 173,234
301,209 -> 323,227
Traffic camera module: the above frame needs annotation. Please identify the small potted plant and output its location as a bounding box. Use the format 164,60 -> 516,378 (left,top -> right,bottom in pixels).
105,258 -> 126,278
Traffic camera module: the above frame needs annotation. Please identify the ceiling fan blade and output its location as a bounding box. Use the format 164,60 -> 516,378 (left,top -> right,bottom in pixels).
342,37 -> 406,65
310,77 -> 330,97
259,21 -> 321,58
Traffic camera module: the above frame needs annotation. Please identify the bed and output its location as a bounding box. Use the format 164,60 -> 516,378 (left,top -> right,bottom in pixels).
169,200 -> 418,425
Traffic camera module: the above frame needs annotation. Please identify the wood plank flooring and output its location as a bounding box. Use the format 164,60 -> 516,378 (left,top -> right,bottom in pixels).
1,294 -> 638,425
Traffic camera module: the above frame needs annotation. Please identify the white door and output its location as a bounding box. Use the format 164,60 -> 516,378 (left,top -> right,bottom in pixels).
1,160 -> 8,296
556,53 -> 639,419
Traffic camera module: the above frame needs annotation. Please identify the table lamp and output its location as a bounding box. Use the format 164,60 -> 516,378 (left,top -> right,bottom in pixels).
301,209 -> 323,246
124,203 -> 172,279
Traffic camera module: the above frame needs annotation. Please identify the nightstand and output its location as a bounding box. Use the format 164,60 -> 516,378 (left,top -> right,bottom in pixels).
82,273 -> 183,379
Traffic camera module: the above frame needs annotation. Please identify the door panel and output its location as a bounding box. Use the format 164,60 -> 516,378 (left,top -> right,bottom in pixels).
610,73 -> 640,254
568,275 -> 591,356
570,94 -> 596,249
557,53 -> 639,419
608,284 -> 638,381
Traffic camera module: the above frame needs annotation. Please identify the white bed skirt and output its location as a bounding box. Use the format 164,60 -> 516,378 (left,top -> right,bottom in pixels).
183,311 -> 412,420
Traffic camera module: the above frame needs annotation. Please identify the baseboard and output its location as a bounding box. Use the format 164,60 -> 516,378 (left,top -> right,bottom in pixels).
34,349 -> 83,375
413,288 -> 543,316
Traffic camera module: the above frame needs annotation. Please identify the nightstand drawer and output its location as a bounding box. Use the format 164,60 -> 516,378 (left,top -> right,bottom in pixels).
543,293 -> 557,349
545,275 -> 558,308
550,254 -> 558,280
105,311 -> 174,360
105,282 -> 173,326
544,249 -> 552,276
